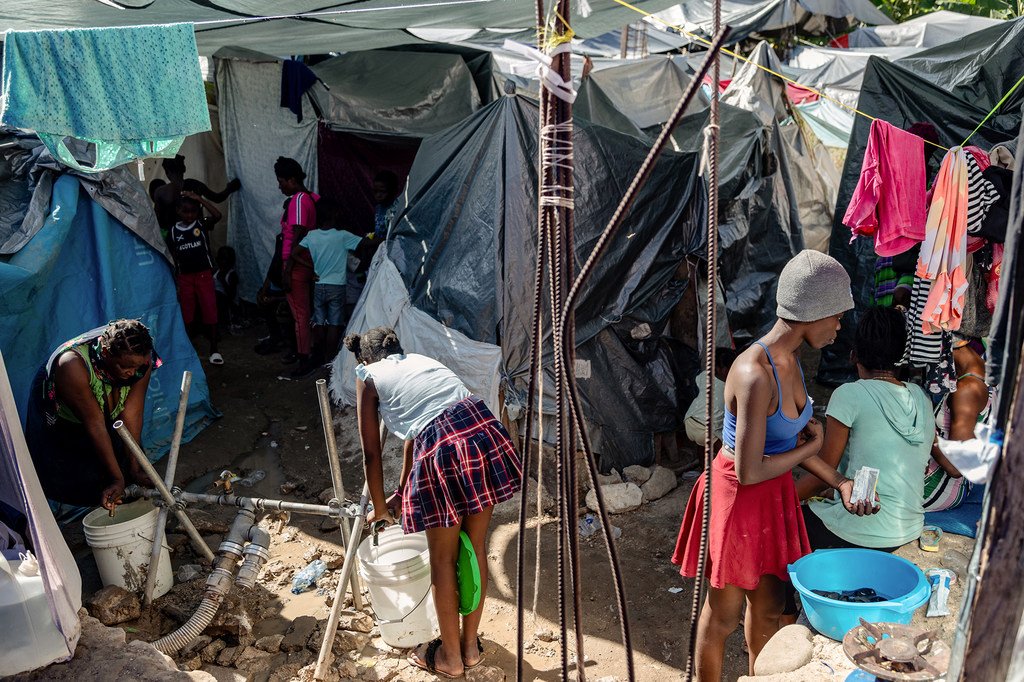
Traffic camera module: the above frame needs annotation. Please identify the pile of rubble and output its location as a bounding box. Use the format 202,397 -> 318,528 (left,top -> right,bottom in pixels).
583,465 -> 679,515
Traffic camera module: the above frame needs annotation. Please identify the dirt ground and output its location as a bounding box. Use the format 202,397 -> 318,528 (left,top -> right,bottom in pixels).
51,328 -> 974,681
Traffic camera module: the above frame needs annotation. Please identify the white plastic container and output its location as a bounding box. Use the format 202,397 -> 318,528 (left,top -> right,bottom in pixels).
357,526 -> 438,648
0,553 -> 71,676
82,499 -> 172,598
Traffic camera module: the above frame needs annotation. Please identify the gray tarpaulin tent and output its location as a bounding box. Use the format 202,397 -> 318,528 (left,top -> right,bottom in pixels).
331,94 -> 707,470
653,0 -> 891,43
848,10 -> 1003,48
821,17 -> 1024,384
215,48 -> 320,302
0,0 -> 690,56
576,44 -> 837,344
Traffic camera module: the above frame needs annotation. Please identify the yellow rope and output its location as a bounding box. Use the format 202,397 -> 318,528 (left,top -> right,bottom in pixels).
607,0 -> 952,152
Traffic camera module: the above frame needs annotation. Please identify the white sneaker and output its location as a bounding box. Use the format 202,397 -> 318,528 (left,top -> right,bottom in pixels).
209,352 -> 224,365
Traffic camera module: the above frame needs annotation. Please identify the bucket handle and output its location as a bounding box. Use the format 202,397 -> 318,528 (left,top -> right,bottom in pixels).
374,584 -> 432,625
137,531 -> 172,552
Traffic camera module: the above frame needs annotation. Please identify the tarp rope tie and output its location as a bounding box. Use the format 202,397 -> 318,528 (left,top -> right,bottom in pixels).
541,121 -> 576,209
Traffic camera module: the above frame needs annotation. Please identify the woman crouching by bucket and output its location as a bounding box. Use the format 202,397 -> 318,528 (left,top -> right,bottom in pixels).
346,327 -> 522,678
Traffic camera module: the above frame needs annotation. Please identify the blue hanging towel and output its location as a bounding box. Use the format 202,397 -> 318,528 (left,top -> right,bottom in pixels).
0,23 -> 211,173
280,59 -> 320,122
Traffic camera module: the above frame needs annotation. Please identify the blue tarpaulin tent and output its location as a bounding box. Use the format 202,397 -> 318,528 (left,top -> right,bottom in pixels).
0,174 -> 216,457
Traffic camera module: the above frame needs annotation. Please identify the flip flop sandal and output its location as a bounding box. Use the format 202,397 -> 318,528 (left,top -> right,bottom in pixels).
464,636 -> 485,670
409,638 -> 463,679
209,352 -> 224,365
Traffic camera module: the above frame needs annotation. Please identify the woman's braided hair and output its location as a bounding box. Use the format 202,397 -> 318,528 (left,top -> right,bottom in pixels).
344,327 -> 403,365
100,319 -> 154,358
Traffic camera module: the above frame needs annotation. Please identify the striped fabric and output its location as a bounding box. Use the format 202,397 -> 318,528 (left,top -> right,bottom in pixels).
401,397 -> 522,533
904,277 -> 943,366
965,153 -> 999,235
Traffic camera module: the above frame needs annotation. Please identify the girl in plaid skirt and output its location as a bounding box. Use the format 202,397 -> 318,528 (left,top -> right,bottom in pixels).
346,327 -> 522,678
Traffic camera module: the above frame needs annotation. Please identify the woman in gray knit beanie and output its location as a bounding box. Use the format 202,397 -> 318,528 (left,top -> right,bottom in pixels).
673,250 -> 869,680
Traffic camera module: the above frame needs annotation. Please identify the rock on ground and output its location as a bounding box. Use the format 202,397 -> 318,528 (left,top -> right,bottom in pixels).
585,482 -> 642,514
86,585 -> 141,626
12,609 -> 214,681
641,466 -> 678,502
753,624 -> 813,676
255,634 -> 284,653
622,465 -> 652,485
282,615 -> 319,652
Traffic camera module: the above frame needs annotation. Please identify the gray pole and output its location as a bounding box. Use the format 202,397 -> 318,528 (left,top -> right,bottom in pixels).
113,421 -> 215,563
316,379 -> 364,609
143,371 -> 192,605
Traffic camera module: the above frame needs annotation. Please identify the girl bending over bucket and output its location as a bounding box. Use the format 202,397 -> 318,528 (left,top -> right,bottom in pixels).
346,327 -> 522,678
673,251 -> 876,680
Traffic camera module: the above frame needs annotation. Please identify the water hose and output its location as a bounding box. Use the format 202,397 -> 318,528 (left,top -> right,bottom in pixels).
152,509 -> 270,654
153,566 -> 233,654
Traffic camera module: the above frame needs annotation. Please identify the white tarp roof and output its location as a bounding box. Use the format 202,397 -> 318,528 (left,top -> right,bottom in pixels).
0,0 -> 688,56
848,9 -> 1004,48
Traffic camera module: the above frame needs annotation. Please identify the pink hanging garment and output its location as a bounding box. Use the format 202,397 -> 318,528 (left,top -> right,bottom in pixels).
843,119 -> 928,256
918,147 -> 969,333
987,243 -> 1003,312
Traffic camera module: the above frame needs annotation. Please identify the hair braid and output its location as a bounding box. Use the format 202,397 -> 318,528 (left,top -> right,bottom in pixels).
101,319 -> 154,358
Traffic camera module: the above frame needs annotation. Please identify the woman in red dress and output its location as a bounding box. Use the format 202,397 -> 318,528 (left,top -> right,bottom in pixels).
673,251 -> 875,679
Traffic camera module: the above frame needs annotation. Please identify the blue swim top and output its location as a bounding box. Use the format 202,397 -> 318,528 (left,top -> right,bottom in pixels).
722,341 -> 813,455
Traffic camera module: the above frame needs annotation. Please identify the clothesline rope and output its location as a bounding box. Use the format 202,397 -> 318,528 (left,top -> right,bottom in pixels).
607,0 -> 1019,153
961,71 -> 1024,147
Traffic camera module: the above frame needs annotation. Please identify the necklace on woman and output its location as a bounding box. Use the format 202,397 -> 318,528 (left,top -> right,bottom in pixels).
869,371 -> 902,385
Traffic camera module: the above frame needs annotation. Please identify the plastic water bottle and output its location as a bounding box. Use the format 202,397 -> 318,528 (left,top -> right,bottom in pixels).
291,559 -> 327,594
579,514 -> 599,538
579,514 -> 621,540
177,564 -> 204,582
237,470 -> 266,488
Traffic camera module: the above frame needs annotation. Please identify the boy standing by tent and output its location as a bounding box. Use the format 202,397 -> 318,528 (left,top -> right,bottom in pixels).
169,192 -> 223,364
286,199 -> 363,378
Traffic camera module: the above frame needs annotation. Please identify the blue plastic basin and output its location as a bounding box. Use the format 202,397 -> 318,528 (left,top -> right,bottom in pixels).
788,548 -> 930,641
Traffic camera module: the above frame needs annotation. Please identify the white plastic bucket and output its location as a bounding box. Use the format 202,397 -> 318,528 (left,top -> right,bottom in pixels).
82,499 -> 172,598
357,526 -> 438,648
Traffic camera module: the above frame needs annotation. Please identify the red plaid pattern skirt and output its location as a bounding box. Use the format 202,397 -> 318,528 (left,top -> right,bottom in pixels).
401,397 -> 523,533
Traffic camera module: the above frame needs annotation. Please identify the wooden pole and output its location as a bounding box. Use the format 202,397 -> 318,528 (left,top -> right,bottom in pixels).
955,360 -> 1024,680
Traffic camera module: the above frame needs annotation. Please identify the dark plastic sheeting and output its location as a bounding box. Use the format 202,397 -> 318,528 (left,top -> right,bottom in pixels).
822,19 -> 1024,384
386,95 -> 707,470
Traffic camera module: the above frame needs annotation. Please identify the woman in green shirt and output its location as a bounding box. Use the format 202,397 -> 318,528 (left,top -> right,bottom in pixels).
798,307 -> 943,550
27,320 -> 157,512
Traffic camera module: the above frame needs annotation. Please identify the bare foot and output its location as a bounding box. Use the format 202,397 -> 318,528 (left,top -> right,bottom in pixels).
409,639 -> 464,678
462,636 -> 483,668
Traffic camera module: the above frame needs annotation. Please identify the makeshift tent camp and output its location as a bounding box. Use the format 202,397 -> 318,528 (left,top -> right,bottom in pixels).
331,94 -> 707,470
848,10 -> 1004,48
215,46 -> 496,300
0,350 -> 81,675
0,0 -> 690,56
311,47 -> 499,235
721,43 -> 839,253
0,134 -> 217,453
653,0 -> 891,43
576,44 -> 838,342
821,17 -> 1024,383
